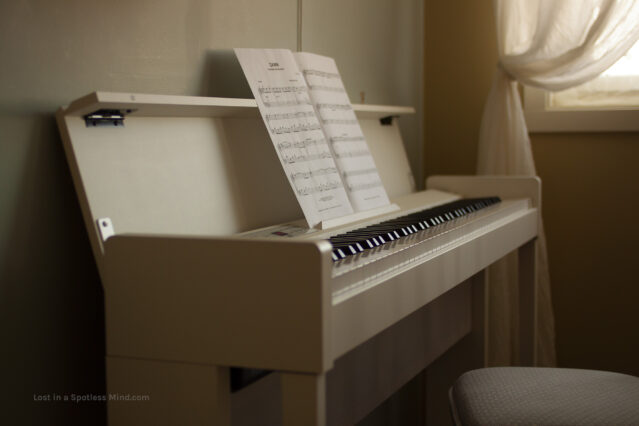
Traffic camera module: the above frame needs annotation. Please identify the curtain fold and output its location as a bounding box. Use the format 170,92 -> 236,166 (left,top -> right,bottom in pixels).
478,0 -> 639,367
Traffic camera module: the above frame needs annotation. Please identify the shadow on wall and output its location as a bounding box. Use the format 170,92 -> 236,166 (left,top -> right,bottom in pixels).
0,112 -> 106,425
200,49 -> 252,99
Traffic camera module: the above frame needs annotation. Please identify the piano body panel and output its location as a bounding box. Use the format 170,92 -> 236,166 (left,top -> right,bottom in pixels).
103,235 -> 334,373
330,205 -> 538,359
226,275 -> 474,426
56,112 -> 305,279
326,279 -> 474,426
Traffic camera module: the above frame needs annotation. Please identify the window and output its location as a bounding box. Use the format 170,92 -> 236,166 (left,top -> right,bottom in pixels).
524,40 -> 639,132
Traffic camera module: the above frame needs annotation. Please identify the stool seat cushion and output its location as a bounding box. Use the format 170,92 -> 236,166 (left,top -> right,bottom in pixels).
450,367 -> 639,426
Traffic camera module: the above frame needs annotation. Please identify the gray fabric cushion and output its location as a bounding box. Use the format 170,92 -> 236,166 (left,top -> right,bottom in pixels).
450,367 -> 639,426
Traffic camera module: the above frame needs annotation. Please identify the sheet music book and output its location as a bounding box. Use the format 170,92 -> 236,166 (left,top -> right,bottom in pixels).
235,48 -> 390,228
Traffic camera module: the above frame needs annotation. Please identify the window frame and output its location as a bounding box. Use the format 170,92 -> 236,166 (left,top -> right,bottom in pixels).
523,85 -> 639,133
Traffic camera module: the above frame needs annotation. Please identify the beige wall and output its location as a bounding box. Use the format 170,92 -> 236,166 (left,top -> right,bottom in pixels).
533,132 -> 639,374
424,0 -> 639,376
0,1 -> 423,425
302,0 -> 424,187
424,0 -> 497,177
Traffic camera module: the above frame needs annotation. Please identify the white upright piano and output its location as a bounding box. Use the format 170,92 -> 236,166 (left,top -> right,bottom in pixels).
57,91 -> 539,426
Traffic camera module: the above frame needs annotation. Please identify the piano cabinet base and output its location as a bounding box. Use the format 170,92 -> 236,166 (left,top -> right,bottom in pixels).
281,372 -> 327,426
326,276 -> 476,426
103,273 -> 481,426
519,238 -> 538,366
105,357 -> 231,426
103,239 -> 537,426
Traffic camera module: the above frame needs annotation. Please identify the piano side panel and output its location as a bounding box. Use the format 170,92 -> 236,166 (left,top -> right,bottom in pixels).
102,235 -> 333,373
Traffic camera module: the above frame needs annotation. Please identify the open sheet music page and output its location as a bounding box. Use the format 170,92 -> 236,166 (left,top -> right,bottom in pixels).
234,48 -> 354,228
293,52 -> 391,212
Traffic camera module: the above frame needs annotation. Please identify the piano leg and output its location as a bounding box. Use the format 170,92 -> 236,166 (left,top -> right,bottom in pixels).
281,372 -> 326,426
518,238 -> 538,366
424,272 -> 487,425
105,357 -> 231,425
471,270 -> 488,368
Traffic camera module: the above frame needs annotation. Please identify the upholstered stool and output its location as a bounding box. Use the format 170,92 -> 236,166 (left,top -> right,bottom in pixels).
449,367 -> 639,426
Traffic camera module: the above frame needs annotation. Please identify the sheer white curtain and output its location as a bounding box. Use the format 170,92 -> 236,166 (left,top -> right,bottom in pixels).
478,0 -> 639,367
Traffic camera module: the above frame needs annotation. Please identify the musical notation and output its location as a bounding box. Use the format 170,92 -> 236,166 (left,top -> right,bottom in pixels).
258,86 -> 308,95
303,69 -> 340,79
347,181 -> 384,192
308,84 -> 345,93
277,138 -> 325,151
258,86 -> 312,108
296,180 -> 343,196
317,103 -> 352,111
263,99 -> 311,108
343,168 -> 378,178
293,50 -> 390,212
330,136 -> 366,144
237,48 -> 394,225
335,149 -> 372,159
291,167 -> 339,180
236,48 -> 355,227
266,111 -> 316,121
322,118 -> 358,126
269,122 -> 322,135
281,151 -> 333,164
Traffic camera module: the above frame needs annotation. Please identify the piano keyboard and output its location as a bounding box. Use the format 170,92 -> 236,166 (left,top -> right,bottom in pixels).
328,197 -> 501,261
328,196 -> 531,303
